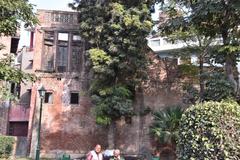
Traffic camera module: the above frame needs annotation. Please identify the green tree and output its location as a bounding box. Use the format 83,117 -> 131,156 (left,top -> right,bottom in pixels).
0,0 -> 37,100
70,0 -> 154,147
159,24 -> 215,101
157,0 -> 240,93
177,100 -> 240,159
150,106 -> 184,155
203,72 -> 235,101
0,135 -> 15,158
0,56 -> 35,100
0,0 -> 37,36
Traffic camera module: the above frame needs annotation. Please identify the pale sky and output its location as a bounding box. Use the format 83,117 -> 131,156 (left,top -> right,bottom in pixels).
29,0 -> 73,11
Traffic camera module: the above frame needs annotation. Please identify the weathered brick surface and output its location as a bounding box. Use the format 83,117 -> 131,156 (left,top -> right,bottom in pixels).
29,72 -> 181,158
28,10 -> 182,159
8,105 -> 30,122
29,76 -> 109,158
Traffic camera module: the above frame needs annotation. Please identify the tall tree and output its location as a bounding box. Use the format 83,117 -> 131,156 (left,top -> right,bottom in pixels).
69,0 -> 154,147
157,0 -> 240,92
0,0 -> 37,100
0,0 -> 37,36
159,23 -> 215,101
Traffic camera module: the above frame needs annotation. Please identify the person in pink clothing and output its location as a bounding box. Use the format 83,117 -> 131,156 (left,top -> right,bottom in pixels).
87,144 -> 103,160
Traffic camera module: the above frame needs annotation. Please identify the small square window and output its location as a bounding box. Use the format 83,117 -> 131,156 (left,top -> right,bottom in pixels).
44,92 -> 53,104
70,92 -> 79,104
44,31 -> 54,40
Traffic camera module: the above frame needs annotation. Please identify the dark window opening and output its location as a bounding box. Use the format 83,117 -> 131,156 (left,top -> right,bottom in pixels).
8,122 -> 28,137
43,44 -> 54,71
70,92 -> 79,104
44,31 -> 54,40
71,46 -> 81,72
57,46 -> 68,72
10,83 -> 20,98
10,37 -> 20,54
16,84 -> 21,98
44,92 -> 53,104
30,32 -> 34,51
10,83 -> 15,94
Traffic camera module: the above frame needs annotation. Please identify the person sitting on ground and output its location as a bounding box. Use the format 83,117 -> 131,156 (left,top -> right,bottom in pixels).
151,149 -> 160,160
87,144 -> 103,160
110,149 -> 125,160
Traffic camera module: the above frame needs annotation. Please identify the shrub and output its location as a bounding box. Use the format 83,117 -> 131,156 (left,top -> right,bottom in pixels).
203,73 -> 235,101
177,100 -> 240,159
0,136 -> 15,158
150,105 -> 184,147
92,85 -> 134,125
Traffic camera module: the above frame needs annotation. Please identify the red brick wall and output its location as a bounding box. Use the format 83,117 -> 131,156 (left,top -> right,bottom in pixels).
28,10 -> 182,159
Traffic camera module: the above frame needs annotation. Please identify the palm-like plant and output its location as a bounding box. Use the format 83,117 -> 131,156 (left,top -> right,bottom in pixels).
150,106 -> 184,148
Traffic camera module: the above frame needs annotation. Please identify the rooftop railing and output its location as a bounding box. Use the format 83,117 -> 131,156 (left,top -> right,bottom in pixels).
40,10 -> 78,24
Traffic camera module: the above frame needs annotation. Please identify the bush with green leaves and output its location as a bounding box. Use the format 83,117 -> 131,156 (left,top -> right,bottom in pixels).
177,100 -> 240,159
0,136 -> 15,158
92,84 -> 134,125
203,72 -> 235,101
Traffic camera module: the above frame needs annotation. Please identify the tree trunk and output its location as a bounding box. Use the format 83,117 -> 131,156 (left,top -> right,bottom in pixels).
222,30 -> 238,92
225,55 -> 238,92
199,53 -> 204,101
107,121 -> 116,149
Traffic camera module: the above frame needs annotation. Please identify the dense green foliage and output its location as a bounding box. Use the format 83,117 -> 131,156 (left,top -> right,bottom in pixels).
0,56 -> 33,82
158,0 -> 240,99
182,72 -> 235,104
150,106 -> 184,147
0,0 -> 37,100
204,72 -> 235,101
92,85 -> 134,125
0,136 -> 15,158
0,56 -> 35,100
178,64 -> 199,78
0,0 -> 37,36
70,0 -> 154,124
177,100 -> 240,159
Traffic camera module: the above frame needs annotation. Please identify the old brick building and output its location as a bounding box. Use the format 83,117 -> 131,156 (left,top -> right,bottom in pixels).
0,9 -> 182,159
